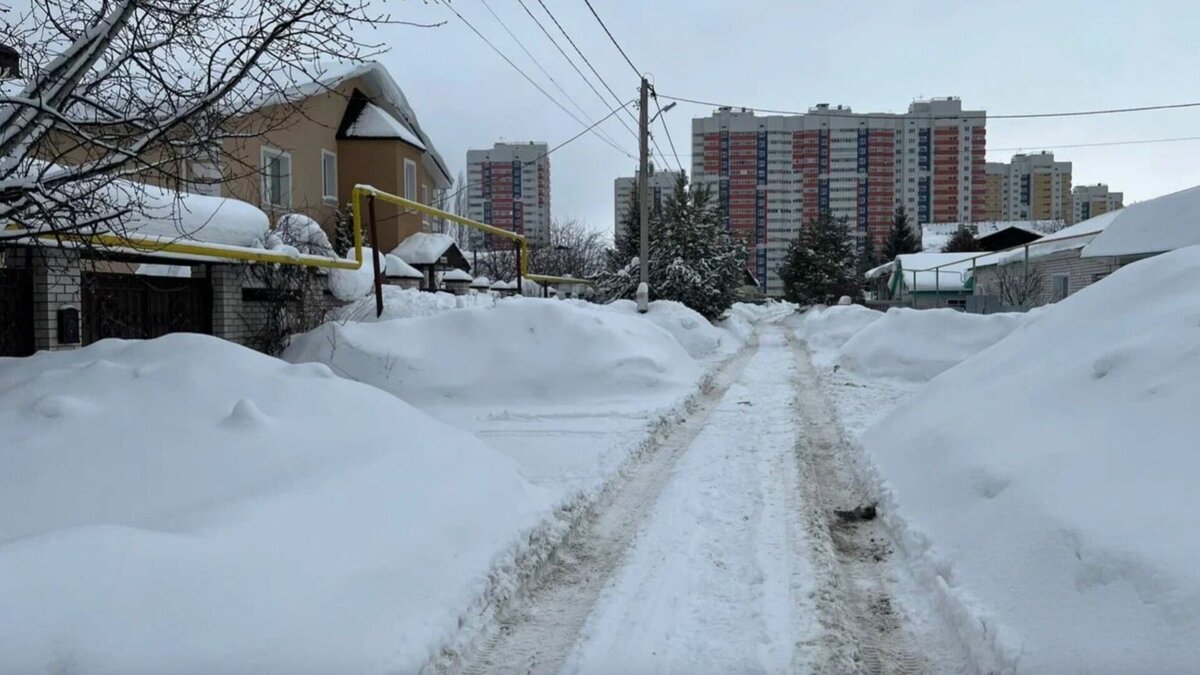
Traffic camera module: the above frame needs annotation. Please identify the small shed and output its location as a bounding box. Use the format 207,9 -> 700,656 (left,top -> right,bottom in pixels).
440,268 -> 473,295
384,254 -> 423,290
391,232 -> 470,291
470,275 -> 492,292
867,252 -> 978,309
976,225 -> 1044,251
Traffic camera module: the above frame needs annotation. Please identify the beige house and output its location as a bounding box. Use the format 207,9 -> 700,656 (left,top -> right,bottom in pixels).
217,62 -> 453,253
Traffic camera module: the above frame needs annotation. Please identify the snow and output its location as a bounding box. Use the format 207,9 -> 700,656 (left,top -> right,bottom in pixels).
122,183 -> 269,246
285,298 -> 701,409
577,299 -> 741,361
837,307 -> 1030,381
797,304 -> 883,365
858,246 -> 1200,671
344,102 -> 426,149
0,334 -> 553,674
921,220 -> 1057,252
384,253 -> 422,279
1082,183 -> 1200,257
471,275 -> 492,289
135,263 -> 191,278
391,231 -> 460,266
331,285 -> 494,322
888,253 -> 979,293
979,210 -> 1120,267
325,246 -> 380,301
269,212 -> 335,257
441,268 -> 473,282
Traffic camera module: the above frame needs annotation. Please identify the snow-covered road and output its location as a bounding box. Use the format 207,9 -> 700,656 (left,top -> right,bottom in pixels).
445,325 -> 966,674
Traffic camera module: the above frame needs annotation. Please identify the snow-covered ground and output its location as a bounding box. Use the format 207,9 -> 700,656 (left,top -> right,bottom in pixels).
801,247 -> 1200,671
0,335 -> 554,674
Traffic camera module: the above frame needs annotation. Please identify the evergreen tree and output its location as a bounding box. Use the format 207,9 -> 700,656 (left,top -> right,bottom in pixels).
943,227 -> 980,253
597,174 -> 748,319
857,234 -> 879,279
777,210 -> 860,304
882,207 -> 920,260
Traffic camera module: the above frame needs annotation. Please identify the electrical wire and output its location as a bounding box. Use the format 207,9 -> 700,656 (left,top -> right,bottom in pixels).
445,1 -> 634,159
581,0 -> 640,78
653,94 -> 685,174
991,135 -> 1200,151
655,93 -> 1200,121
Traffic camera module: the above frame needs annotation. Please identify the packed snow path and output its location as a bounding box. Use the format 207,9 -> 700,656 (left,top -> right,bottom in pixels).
444,326 -> 965,674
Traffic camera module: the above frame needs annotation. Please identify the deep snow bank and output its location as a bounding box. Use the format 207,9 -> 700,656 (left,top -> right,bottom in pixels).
285,298 -> 701,408
0,335 -> 552,674
583,299 -> 737,360
333,285 -> 495,322
862,247 -> 1200,671
797,304 -> 884,364
838,307 -> 1029,381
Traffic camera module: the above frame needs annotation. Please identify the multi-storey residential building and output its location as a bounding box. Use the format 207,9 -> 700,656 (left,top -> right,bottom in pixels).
691,98 -> 986,296
984,152 -> 1073,224
613,165 -> 682,243
466,142 -> 551,248
1073,183 -> 1123,223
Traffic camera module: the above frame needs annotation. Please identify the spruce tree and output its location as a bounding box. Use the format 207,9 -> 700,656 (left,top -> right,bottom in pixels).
882,207 -> 920,260
777,210 -> 860,304
942,227 -> 980,253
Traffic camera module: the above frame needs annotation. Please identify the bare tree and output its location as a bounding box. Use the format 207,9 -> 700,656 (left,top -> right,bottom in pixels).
470,219 -> 607,284
0,0 -> 438,247
987,261 -> 1044,308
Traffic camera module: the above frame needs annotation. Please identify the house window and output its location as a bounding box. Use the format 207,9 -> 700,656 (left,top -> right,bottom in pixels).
261,146 -> 292,208
421,184 -> 431,226
1052,274 -> 1070,301
321,150 -> 338,204
404,159 -> 417,201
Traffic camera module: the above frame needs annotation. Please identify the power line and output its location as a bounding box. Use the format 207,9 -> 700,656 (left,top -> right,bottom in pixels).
653,94 -> 684,174
515,0 -> 638,145
991,135 -> 1200,151
477,0 -> 626,152
445,1 -> 634,159
581,0 -> 640,78
656,93 -> 1200,121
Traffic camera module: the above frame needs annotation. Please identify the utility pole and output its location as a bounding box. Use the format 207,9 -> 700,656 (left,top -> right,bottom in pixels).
636,76 -> 650,313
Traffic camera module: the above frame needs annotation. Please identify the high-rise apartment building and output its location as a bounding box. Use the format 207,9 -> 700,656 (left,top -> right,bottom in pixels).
613,165 -> 682,243
466,142 -> 551,247
691,98 -> 986,296
1073,183 -> 1123,223
984,152 -> 1073,223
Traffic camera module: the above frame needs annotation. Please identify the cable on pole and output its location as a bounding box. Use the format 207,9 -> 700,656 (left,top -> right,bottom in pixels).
581,0 -> 640,78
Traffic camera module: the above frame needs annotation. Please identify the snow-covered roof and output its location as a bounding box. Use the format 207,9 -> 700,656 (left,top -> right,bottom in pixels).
1082,185 -> 1200,258
490,279 -> 510,290
246,61 -> 450,187
391,232 -> 462,266
384,254 -> 423,279
344,103 -> 426,150
886,253 -> 979,293
441,268 -> 473,282
470,275 -> 492,288
978,211 -> 1120,267
922,220 -> 1058,252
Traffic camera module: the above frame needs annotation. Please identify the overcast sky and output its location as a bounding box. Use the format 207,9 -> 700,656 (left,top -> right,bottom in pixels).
378,0 -> 1198,238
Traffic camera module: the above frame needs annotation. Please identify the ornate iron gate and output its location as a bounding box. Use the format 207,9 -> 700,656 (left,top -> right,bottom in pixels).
0,268 -> 35,357
81,272 -> 211,344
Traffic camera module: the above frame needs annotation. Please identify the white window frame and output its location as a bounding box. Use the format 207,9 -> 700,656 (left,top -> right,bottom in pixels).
404,159 -> 417,201
261,145 -> 292,209
1052,273 -> 1070,301
321,149 -> 338,205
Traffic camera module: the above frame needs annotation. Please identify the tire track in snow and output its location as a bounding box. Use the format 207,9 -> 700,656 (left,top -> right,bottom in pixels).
790,337 -> 967,674
439,336 -> 761,675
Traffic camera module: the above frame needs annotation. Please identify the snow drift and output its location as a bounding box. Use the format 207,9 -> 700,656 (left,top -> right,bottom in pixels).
284,298 -> 702,408
838,307 -> 1029,381
581,299 -> 737,360
332,285 -> 495,322
862,246 -> 1200,671
0,335 -> 553,674
797,304 -> 884,363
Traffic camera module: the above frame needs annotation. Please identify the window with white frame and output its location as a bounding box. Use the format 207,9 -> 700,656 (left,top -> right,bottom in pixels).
261,146 -> 292,208
404,159 -> 417,201
1052,274 -> 1070,301
321,150 -> 338,204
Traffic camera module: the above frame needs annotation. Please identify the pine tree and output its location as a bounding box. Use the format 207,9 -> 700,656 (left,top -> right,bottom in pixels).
597,174 -> 748,319
943,227 -> 980,253
857,234 -> 879,280
777,210 -> 860,305
882,207 -> 920,260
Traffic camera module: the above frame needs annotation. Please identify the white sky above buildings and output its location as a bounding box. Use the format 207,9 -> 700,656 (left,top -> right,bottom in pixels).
376,0 -> 1200,240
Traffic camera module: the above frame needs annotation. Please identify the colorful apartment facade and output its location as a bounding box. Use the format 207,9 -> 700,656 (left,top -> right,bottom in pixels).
1073,183 -> 1123,223
983,152 -> 1073,224
613,165 -> 682,243
466,142 -> 551,248
691,98 -> 986,296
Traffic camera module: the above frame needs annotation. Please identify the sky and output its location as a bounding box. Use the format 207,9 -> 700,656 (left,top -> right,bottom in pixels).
371,0 -> 1200,240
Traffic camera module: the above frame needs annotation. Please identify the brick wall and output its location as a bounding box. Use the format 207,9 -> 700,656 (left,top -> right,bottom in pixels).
29,249 -> 82,352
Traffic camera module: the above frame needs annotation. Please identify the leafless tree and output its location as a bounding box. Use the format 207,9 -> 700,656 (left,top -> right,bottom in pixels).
470,219 -> 607,285
987,261 -> 1044,308
0,0 -> 439,249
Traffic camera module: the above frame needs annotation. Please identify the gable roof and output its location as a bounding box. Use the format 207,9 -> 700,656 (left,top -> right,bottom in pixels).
1082,185 -> 1200,258
384,254 -> 423,279
342,102 -> 426,149
390,232 -> 469,271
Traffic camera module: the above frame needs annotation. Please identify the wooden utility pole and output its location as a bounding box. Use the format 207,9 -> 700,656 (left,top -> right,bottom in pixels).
637,76 -> 650,313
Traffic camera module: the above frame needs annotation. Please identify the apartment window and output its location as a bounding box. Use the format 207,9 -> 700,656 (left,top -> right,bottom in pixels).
404,158 -> 417,200
261,146 -> 292,208
1052,274 -> 1070,301
321,150 -> 338,204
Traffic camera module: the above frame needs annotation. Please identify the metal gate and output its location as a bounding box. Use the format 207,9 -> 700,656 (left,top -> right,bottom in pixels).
81,272 -> 211,344
0,268 -> 35,357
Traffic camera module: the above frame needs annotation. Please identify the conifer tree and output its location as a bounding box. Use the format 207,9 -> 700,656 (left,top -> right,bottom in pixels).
943,227 -> 980,253
777,210 -> 860,304
882,207 -> 921,260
